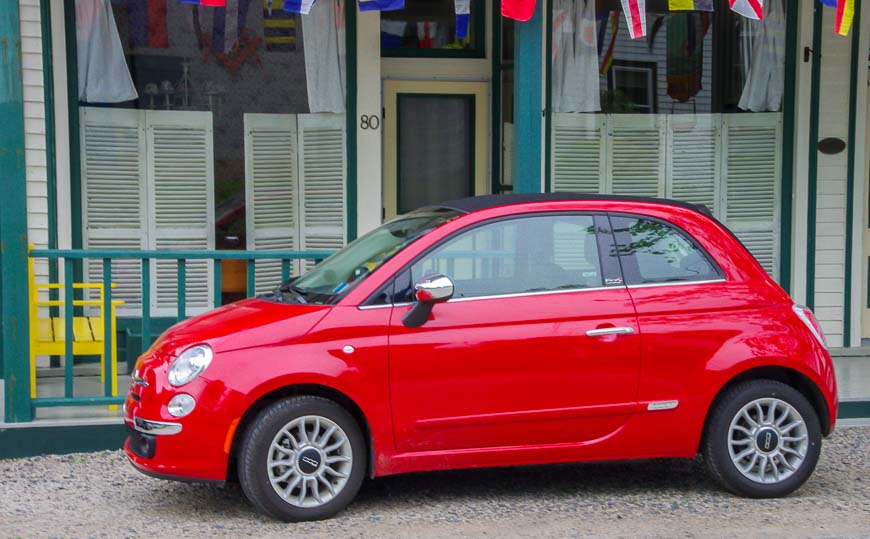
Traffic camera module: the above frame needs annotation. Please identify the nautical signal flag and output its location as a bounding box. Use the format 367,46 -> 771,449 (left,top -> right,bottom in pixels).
502,0 -> 536,22
129,0 -> 169,48
835,0 -> 856,36
181,0 -> 229,6
729,0 -> 763,20
620,0 -> 647,39
283,0 -> 317,13
359,0 -> 405,11
668,0 -> 713,11
455,0 -> 471,39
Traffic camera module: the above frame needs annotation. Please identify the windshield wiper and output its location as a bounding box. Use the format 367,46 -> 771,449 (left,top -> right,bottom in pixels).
274,282 -> 308,304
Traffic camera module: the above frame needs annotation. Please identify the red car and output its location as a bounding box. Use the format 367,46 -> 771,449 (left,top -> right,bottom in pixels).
125,194 -> 838,521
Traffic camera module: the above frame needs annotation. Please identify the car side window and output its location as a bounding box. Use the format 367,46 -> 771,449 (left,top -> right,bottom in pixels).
610,215 -> 722,285
404,215 -> 603,299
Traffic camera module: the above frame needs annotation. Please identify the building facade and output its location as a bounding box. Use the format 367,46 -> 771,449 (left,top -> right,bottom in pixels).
1,0 -> 869,439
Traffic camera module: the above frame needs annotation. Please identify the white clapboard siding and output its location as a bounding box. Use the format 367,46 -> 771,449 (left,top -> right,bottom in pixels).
607,114 -> 665,197
80,108 -> 147,313
551,114 -> 606,193
244,114 -> 299,293
721,113 -> 782,278
298,113 -> 347,272
146,111 -> 215,315
667,114 -> 719,215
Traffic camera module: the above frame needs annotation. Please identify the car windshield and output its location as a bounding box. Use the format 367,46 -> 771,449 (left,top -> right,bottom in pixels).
271,207 -> 463,304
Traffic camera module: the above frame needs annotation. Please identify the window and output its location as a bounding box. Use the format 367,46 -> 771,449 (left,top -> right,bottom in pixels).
381,0 -> 485,57
404,215 -> 602,299
607,61 -> 657,113
610,216 -> 722,285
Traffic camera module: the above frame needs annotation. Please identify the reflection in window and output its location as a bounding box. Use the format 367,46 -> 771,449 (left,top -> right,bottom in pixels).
551,0 -> 787,114
381,0 -> 482,55
410,216 -> 602,298
611,216 -> 720,284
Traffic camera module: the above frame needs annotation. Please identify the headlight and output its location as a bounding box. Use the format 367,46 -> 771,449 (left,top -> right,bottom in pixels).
168,345 -> 213,386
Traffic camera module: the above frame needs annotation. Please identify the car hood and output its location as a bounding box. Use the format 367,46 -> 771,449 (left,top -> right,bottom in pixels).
152,298 -> 331,355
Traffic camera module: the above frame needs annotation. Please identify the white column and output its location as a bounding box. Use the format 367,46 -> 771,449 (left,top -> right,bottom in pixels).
356,6 -> 382,236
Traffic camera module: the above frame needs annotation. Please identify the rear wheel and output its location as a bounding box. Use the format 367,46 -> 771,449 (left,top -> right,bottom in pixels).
703,379 -> 822,498
238,396 -> 366,521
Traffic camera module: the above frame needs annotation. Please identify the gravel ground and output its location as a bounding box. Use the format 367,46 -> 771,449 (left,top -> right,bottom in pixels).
1,427 -> 868,539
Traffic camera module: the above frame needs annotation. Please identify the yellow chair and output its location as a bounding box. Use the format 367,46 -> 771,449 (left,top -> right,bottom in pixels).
28,246 -> 124,402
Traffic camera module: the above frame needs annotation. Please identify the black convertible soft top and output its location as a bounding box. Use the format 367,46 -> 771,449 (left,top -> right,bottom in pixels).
432,193 -> 713,218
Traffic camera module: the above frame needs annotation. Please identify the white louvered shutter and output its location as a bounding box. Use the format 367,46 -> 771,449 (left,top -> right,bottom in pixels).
244,113 -> 299,293
607,114 -> 665,197
721,113 -> 782,278
145,110 -> 215,315
551,114 -> 606,194
80,107 -> 147,314
298,113 -> 347,272
667,114 -> 720,215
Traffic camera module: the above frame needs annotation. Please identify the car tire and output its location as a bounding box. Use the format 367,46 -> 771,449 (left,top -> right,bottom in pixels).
237,396 -> 366,521
703,379 -> 822,498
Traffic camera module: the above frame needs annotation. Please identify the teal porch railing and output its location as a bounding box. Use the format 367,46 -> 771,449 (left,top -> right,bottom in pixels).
25,249 -> 332,417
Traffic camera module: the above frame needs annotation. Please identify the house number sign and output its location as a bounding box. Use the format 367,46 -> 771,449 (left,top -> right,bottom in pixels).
360,115 -> 380,130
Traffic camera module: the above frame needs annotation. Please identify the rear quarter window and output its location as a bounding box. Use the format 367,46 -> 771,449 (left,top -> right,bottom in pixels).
610,215 -> 723,285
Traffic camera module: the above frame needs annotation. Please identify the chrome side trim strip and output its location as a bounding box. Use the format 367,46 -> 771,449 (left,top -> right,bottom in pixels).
133,416 -> 182,436
448,285 -> 613,303
626,279 -> 726,290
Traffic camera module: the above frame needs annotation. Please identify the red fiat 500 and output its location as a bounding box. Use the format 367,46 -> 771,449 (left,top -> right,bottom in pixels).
125,194 -> 837,521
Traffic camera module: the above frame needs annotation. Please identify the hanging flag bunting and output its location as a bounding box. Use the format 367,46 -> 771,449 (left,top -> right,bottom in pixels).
284,0 -> 317,13
129,1 -> 169,48
181,0 -> 229,6
668,0 -> 713,11
502,0 -> 536,22
729,0 -> 763,20
359,0 -> 405,12
819,0 -> 837,6
599,12 -> 619,74
455,0 -> 470,39
620,0 -> 647,39
835,0 -> 856,35
263,0 -> 297,50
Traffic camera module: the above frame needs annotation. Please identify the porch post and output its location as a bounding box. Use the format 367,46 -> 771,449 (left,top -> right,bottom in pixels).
0,3 -> 33,422
512,0 -> 544,193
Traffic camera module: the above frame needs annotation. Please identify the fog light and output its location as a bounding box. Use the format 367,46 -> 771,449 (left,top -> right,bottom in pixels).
167,394 -> 196,418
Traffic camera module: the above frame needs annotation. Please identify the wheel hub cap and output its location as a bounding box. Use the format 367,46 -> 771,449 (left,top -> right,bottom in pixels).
267,415 -> 353,508
727,397 -> 809,484
754,428 -> 780,454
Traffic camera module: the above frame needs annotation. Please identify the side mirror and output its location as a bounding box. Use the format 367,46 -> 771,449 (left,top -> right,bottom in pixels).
402,274 -> 454,328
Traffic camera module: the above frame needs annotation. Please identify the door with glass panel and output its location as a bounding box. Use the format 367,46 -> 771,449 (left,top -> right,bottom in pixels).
383,81 -> 488,219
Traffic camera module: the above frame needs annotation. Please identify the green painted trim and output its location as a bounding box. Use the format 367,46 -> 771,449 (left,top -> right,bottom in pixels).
382,0 -> 486,59
838,400 -> 870,419
63,0 -> 82,253
0,4 -> 33,422
395,93 -> 476,214
32,396 -> 125,408
778,0 -> 799,295
543,0 -> 553,193
0,424 -> 127,458
31,249 -> 332,260
491,0 -> 502,195
177,259 -> 186,321
346,2 -> 358,240
40,0 -> 58,257
806,2 -> 824,311
513,0 -> 543,194
843,0 -> 862,347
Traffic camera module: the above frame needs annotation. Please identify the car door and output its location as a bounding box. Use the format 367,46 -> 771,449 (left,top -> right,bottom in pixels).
387,213 -> 642,453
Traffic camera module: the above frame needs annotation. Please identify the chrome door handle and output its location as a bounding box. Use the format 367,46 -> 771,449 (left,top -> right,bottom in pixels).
586,327 -> 635,337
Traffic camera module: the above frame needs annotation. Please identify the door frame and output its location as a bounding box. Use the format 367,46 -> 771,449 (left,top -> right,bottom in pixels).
383,80 -> 489,220
863,80 -> 870,339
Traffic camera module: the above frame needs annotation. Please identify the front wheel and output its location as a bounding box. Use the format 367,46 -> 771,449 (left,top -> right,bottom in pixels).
703,379 -> 822,498
237,396 -> 366,521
